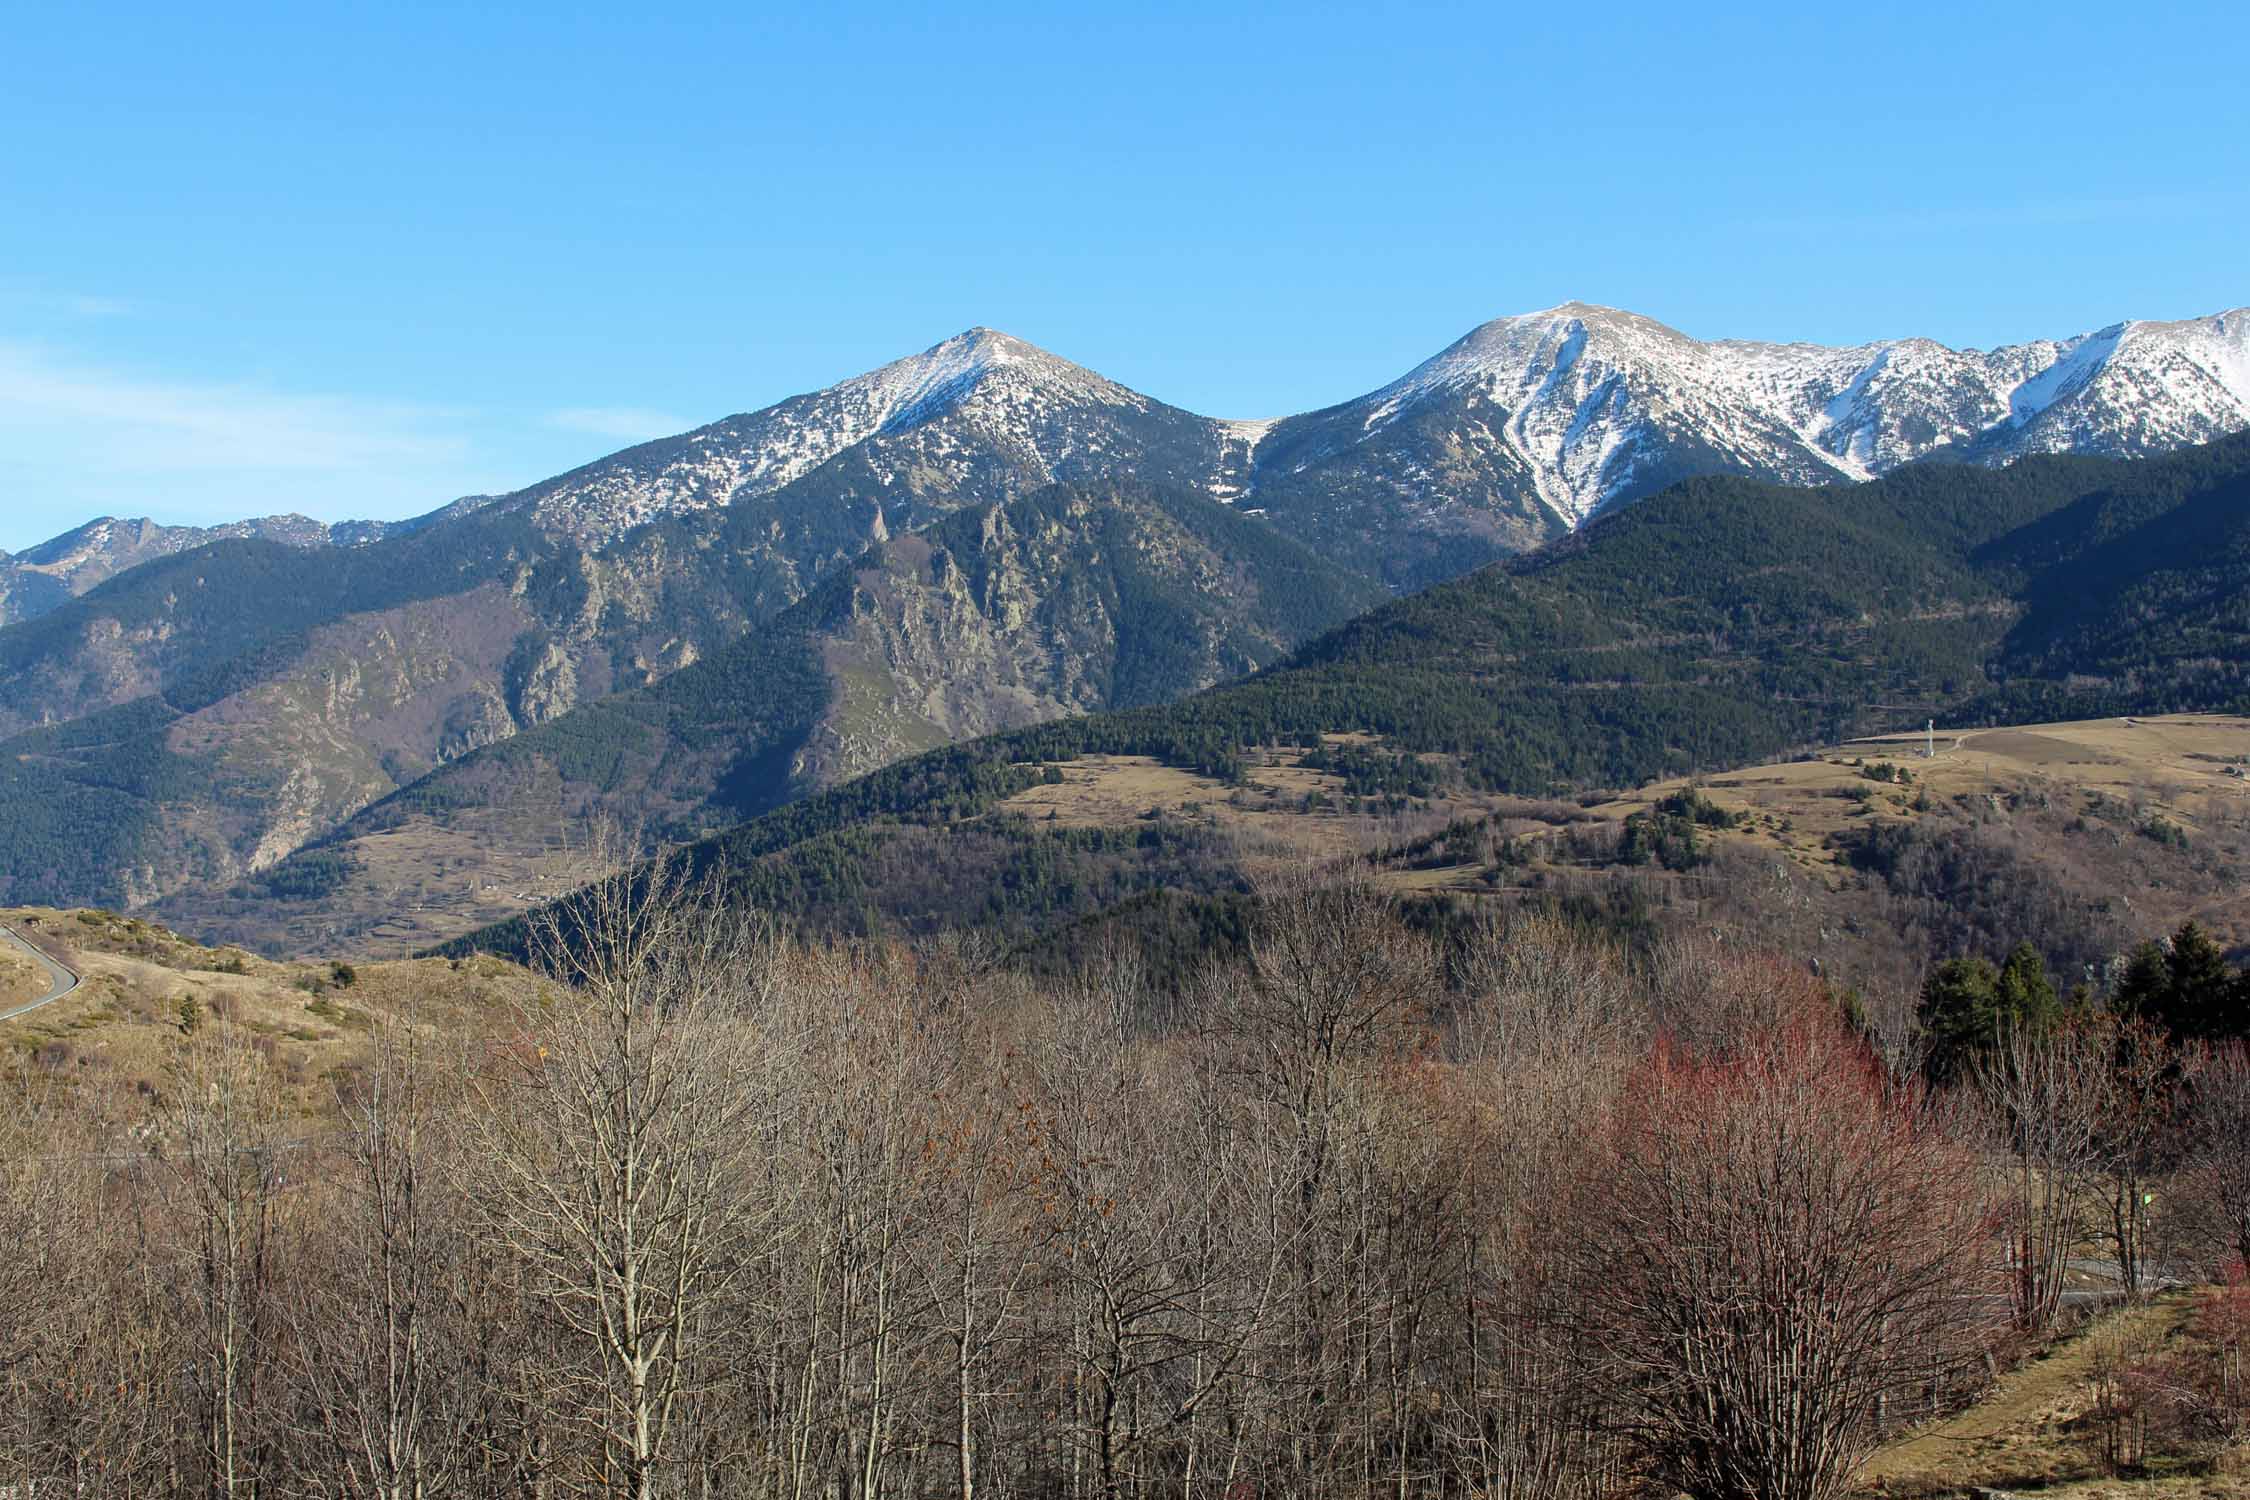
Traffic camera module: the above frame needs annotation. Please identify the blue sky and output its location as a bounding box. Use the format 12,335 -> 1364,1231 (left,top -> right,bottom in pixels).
2,0 -> 2243,551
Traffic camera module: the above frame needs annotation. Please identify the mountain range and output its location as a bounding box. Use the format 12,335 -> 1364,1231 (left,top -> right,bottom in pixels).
3,301 -> 2246,940
11,303 -> 2247,612
436,430 -> 2250,967
436,303 -> 2250,586
0,513 -> 419,626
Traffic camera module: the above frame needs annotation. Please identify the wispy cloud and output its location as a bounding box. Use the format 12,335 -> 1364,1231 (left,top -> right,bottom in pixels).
0,341 -> 512,547
58,293 -> 133,318
547,406 -> 693,442
0,280 -> 139,320
0,341 -> 470,474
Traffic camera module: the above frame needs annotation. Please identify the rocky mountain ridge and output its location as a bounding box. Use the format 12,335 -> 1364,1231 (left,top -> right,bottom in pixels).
144,479 -> 1380,951
1240,304 -> 2250,581
13,303 -> 2245,616
0,511 -> 422,625
417,302 -> 2250,588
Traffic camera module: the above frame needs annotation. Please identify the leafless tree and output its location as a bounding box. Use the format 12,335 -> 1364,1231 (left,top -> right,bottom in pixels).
158,1017 -> 293,1498
1971,1019 -> 2111,1332
1027,946 -> 1291,1499
2192,1042 -> 2250,1271
751,938 -> 951,1500
472,862 -> 787,1498
290,1013 -> 479,1499
2092,1018 -> 2195,1295
0,1078 -> 97,1491
1564,1003 -> 2004,1500
1442,910 -> 1642,1500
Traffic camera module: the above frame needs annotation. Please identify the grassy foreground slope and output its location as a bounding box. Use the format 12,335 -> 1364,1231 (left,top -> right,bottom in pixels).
0,905 -> 543,1118
1853,1292 -> 2239,1498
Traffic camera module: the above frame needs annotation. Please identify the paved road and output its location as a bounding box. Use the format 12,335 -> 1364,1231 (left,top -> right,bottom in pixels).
0,922 -> 79,1021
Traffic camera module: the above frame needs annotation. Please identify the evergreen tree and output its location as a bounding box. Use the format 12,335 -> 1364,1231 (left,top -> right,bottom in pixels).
1918,943 -> 2060,1085
1996,942 -> 2062,1032
2112,924 -> 2244,1041
2111,940 -> 2170,1024
2164,921 -> 2235,1040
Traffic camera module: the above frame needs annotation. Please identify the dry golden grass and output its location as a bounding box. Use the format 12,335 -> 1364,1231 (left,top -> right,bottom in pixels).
1600,714 -> 2250,877
998,740 -> 1510,886
1565,712 -> 2250,957
1854,1294 -> 2242,1499
161,807 -> 613,960
317,813 -> 601,953
0,943 -> 41,1007
0,906 -> 546,1120
993,714 -> 2250,933
155,712 -> 2250,965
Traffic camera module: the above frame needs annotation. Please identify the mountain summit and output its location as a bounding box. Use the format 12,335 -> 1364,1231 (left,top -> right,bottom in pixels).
1238,303 -> 2250,580
11,305 -> 2243,613
441,302 -> 2250,586
446,328 -> 1239,547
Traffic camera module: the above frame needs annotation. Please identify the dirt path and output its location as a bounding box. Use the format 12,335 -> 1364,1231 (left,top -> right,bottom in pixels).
1855,1296 -> 2198,1495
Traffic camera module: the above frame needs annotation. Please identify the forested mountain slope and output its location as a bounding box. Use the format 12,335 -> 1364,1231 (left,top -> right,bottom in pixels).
448,434 -> 2250,960
0,512 -> 419,627
0,507 -> 817,910
153,482 -> 1381,953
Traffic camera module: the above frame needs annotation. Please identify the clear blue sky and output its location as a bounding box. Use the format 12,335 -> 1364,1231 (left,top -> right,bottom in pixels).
2,0 -> 2243,551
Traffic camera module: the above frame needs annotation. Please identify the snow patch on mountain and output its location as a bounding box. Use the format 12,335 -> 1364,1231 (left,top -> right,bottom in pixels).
492,329 -> 1166,545
1209,418 -> 1279,501
2008,325 -> 2123,423
1322,302 -> 2250,527
370,304 -> 2250,558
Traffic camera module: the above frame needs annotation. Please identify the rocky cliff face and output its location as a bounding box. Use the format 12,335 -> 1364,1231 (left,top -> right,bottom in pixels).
792,487 -> 1310,789
159,480 -> 1382,954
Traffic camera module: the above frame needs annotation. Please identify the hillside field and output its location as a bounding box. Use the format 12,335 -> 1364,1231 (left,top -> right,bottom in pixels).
0,906 -> 543,1116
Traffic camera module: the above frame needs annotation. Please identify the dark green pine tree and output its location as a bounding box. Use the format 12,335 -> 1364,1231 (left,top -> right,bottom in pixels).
2164,921 -> 2237,1040
1918,942 -> 2060,1086
2112,939 -> 2170,1023
2110,923 -> 2245,1041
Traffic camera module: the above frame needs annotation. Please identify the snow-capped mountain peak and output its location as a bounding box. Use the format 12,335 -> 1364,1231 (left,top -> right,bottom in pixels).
481,329 -> 1190,546
1992,309 -> 2250,457
1300,302 -> 2250,532
409,303 -> 2250,578
846,327 -> 1148,435
13,303 -> 2246,628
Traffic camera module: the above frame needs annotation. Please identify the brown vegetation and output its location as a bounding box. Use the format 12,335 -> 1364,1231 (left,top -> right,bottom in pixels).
6,870 -> 2250,1497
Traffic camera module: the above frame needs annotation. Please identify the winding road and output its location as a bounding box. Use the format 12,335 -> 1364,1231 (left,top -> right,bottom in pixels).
0,922 -> 80,1022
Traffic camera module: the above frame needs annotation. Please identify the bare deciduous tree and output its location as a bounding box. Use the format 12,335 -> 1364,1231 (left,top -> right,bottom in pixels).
474,863 -> 786,1499
158,1018 -> 294,1498
292,1013 -> 477,1499
1565,1004 -> 2003,1500
2192,1042 -> 2250,1271
1972,1019 -> 2112,1332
